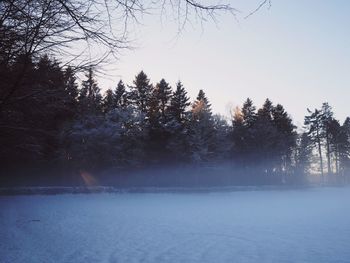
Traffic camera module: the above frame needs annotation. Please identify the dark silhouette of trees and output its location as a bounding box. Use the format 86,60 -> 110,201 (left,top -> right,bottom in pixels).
169,81 -> 190,123
78,68 -> 102,114
230,98 -> 296,183
305,108 -> 325,181
0,55 -> 78,181
189,89 -> 215,163
2,0 -> 262,122
304,103 -> 350,184
129,71 -> 153,113
114,80 -> 128,108
1,59 -> 349,187
294,132 -> 312,181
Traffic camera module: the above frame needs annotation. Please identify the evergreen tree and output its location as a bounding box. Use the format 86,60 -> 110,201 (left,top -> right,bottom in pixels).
257,98 -> 273,121
114,80 -> 128,108
341,118 -> 350,179
212,114 -> 231,160
321,102 -> 334,175
169,81 -> 190,123
328,118 -> 343,175
304,108 -> 325,181
252,99 -> 280,176
192,89 -> 212,118
78,67 -> 102,114
102,89 -> 115,113
61,106 -> 147,171
294,132 -> 313,180
272,103 -> 297,172
231,100 -> 257,166
146,79 -> 173,163
166,82 -> 191,162
155,79 -> 172,121
189,89 -> 215,162
241,98 -> 257,128
129,71 -> 152,113
63,66 -> 79,112
0,54 -> 74,177
231,106 -> 247,162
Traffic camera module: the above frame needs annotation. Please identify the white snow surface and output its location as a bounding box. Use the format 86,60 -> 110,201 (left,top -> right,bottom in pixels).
1,187 -> 350,263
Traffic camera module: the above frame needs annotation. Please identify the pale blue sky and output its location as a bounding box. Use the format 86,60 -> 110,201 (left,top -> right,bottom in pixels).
100,0 -> 350,126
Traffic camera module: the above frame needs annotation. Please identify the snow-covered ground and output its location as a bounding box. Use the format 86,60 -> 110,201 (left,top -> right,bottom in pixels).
1,187 -> 350,263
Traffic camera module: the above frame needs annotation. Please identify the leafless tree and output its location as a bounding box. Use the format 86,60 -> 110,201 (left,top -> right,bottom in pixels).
0,0 -> 270,110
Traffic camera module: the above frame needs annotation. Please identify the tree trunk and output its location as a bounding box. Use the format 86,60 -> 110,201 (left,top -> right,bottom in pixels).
326,131 -> 332,176
316,130 -> 324,183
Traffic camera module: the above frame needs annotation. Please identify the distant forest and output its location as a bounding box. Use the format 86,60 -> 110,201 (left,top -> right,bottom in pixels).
1,55 -> 350,186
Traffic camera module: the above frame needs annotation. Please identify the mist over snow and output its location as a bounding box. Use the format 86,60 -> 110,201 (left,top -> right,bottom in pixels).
1,187 -> 350,263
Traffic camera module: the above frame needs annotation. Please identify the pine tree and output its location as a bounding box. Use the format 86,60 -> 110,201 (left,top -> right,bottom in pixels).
102,89 -> 115,113
192,89 -> 212,118
61,106 -> 147,170
241,98 -> 256,128
114,80 -> 128,108
0,54 -> 74,174
166,81 -> 191,162
328,118 -> 342,175
155,79 -> 172,121
212,114 -> 231,160
257,98 -> 273,121
189,89 -> 215,162
146,79 -> 173,163
334,118 -> 350,178
304,108 -> 325,181
102,80 -> 128,113
319,103 -> 334,175
341,118 -> 350,179
63,66 -> 79,111
231,99 -> 257,166
129,71 -> 152,113
272,103 -> 296,171
169,81 -> 190,123
294,132 -> 313,180
78,67 -> 102,114
252,99 -> 280,176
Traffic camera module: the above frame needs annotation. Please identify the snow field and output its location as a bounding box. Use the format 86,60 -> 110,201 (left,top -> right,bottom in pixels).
1,187 -> 350,262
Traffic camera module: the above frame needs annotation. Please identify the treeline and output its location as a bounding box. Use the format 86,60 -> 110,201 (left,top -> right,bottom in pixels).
1,55 -> 350,186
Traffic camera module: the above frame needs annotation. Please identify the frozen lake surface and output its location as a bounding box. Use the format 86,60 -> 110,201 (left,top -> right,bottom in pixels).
1,187 -> 350,263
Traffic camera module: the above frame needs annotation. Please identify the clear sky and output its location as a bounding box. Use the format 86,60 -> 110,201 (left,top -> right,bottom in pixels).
99,0 -> 350,127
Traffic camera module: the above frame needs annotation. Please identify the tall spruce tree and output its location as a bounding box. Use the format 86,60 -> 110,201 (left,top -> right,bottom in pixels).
114,80 -> 128,108
155,79 -> 172,121
253,99 -> 280,176
242,98 -> 257,128
166,81 -> 191,162
272,103 -> 296,172
257,98 -> 273,121
231,99 -> 257,166
189,89 -> 215,162
146,79 -> 173,163
231,106 -> 246,160
78,67 -> 102,114
169,81 -> 190,123
63,66 -> 79,113
129,71 -> 152,113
